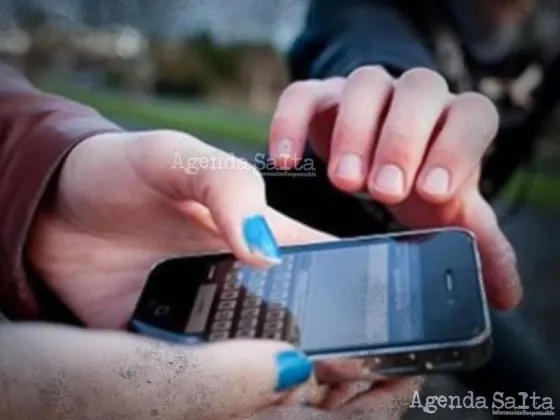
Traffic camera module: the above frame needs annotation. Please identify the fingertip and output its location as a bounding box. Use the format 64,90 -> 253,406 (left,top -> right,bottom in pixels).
242,214 -> 282,261
416,166 -> 454,204
195,340 -> 312,413
327,152 -> 366,192
367,164 -> 409,205
328,171 -> 365,194
268,137 -> 303,169
489,280 -> 523,311
485,244 -> 523,311
275,350 -> 314,392
211,210 -> 282,268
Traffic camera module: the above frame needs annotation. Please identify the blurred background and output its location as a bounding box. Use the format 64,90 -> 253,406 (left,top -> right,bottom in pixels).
0,0 -> 306,145
0,1 -> 558,419
0,0 -> 557,206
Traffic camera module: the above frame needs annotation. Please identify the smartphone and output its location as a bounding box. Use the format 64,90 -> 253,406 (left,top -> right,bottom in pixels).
129,228 -> 492,376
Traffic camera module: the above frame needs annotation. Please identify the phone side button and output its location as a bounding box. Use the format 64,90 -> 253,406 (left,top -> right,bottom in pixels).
377,365 -> 422,376
131,320 -> 202,345
429,360 -> 464,371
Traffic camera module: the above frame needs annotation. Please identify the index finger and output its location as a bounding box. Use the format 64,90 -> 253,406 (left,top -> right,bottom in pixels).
269,78 -> 344,167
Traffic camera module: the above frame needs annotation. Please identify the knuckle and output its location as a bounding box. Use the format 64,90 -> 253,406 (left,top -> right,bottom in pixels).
379,130 -> 418,164
139,129 -> 181,145
455,92 -> 498,119
141,128 -> 176,138
280,80 -> 317,103
324,76 -> 347,88
143,129 -> 203,151
426,145 -> 461,164
333,116 -> 371,148
452,93 -> 499,149
457,92 -> 500,126
399,67 -> 449,93
348,65 -> 392,83
136,130 -> 196,161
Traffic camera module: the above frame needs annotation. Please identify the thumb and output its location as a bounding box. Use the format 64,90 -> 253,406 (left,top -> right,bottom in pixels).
0,324 -> 315,420
129,130 -> 281,266
166,340 -> 317,418
183,151 -> 281,267
459,191 -> 523,310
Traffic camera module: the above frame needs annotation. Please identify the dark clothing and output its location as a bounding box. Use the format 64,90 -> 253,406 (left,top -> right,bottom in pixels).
0,2 -> 558,415
287,0 -> 560,204
267,0 -> 560,253
264,1 -> 560,416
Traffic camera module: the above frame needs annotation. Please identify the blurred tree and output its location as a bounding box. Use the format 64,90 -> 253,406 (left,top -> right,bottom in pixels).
150,40 -> 210,99
15,5 -> 51,82
189,31 -> 239,82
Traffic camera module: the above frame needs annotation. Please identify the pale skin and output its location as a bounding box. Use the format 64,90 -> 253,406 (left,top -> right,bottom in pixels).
269,66 -> 522,310
17,129 -> 418,419
9,66 -> 520,419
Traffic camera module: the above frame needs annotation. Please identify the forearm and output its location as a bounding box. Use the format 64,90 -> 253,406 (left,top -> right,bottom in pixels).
0,323 -> 95,419
0,323 -> 170,420
0,64 -> 122,319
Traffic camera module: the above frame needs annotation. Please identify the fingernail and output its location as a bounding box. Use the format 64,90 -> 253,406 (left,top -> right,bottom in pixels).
374,164 -> 405,195
276,138 -> 293,157
336,153 -> 363,180
423,166 -> 451,196
242,215 -> 281,262
275,350 -> 313,392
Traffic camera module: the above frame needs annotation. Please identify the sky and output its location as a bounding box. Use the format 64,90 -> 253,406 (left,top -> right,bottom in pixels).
0,0 -> 309,51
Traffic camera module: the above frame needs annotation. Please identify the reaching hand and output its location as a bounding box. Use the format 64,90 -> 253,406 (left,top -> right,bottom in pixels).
0,323 -> 320,420
269,66 -> 522,310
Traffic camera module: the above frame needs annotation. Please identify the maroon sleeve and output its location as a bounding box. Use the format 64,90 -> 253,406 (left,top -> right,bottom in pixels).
0,63 -> 124,319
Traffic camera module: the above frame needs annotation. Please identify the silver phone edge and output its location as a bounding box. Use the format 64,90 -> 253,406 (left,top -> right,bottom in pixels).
307,227 -> 492,364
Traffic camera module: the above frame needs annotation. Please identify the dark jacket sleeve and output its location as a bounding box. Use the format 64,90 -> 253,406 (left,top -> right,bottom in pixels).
289,0 -> 437,80
265,0 -> 437,236
0,63 -> 123,320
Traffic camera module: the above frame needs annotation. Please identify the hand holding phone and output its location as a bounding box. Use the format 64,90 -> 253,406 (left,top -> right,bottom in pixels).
130,228 -> 492,378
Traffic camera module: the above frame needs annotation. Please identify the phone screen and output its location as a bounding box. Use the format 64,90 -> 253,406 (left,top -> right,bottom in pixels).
132,230 -> 487,355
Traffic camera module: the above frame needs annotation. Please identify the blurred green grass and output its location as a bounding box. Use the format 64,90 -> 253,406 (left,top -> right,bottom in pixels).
39,81 -> 560,209
40,81 -> 271,146
502,172 -> 560,208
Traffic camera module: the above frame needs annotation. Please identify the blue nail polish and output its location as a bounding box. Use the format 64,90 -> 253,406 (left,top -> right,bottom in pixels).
242,215 -> 281,261
275,350 -> 313,392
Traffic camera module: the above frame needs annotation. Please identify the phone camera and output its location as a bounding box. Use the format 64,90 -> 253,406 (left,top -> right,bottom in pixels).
154,305 -> 170,317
